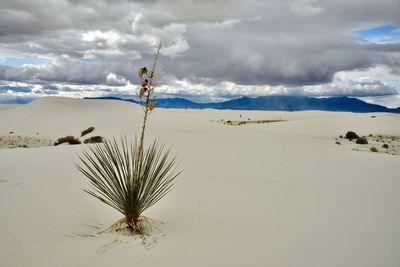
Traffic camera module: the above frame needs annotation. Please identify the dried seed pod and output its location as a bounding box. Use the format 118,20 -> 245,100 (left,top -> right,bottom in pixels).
139,87 -> 145,97
138,67 -> 148,79
141,79 -> 148,87
148,102 -> 155,110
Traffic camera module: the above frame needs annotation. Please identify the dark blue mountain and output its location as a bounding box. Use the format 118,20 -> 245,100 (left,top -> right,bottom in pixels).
154,97 -> 205,109
208,96 -> 394,112
84,96 -> 400,113
84,96 -> 201,108
85,96 -> 140,104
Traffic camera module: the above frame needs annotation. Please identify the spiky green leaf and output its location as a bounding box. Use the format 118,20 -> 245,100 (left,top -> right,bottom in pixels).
76,137 -> 179,218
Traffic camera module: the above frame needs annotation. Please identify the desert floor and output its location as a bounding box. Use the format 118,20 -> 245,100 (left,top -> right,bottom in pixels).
0,97 -> 399,267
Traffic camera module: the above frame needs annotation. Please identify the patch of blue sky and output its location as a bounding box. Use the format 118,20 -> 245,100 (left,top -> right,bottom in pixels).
356,24 -> 400,44
0,85 -> 32,93
1,56 -> 53,67
385,80 -> 400,86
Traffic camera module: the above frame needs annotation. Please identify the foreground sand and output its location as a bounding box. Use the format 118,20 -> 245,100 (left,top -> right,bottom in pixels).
0,97 -> 399,267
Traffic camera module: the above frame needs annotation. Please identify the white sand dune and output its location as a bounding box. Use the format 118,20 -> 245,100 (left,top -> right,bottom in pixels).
0,97 -> 399,267
0,104 -> 21,111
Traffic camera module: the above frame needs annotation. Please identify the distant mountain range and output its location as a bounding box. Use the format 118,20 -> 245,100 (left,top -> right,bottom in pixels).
84,96 -> 400,113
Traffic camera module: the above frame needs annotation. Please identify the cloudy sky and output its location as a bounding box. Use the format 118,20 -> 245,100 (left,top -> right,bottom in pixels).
0,0 -> 400,107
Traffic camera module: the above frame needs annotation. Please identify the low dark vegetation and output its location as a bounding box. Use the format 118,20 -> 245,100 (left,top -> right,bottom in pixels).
382,143 -> 389,149
225,119 -> 285,126
54,135 -> 81,145
83,136 -> 103,144
356,137 -> 368,144
370,147 -> 378,152
345,131 -> 359,140
81,126 -> 95,137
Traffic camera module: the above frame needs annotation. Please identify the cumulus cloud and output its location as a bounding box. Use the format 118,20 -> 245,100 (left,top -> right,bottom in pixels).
106,73 -> 128,86
0,0 -> 399,105
304,76 -> 397,97
1,72 -> 398,106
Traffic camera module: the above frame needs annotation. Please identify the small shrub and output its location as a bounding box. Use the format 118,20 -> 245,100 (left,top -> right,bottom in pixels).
370,116 -> 376,118
345,131 -> 359,140
339,135 -> 343,139
68,138 -> 81,145
226,120 -> 232,124
83,136 -> 103,144
55,135 -> 81,145
336,141 -> 341,145
356,137 -> 368,144
370,147 -> 378,152
81,126 -> 95,137
382,144 -> 389,149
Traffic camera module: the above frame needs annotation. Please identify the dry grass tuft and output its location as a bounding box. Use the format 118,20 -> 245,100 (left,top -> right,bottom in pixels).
81,126 -> 95,137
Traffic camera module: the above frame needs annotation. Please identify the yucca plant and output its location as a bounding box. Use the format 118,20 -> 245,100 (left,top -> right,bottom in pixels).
77,138 -> 179,234
77,41 -> 180,235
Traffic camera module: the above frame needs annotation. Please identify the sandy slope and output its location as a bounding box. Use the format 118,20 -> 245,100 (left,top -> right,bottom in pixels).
0,97 -> 399,267
0,104 -> 21,111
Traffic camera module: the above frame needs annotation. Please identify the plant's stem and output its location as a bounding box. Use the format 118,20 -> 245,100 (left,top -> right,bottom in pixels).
126,213 -> 139,226
139,104 -> 149,157
138,41 -> 162,161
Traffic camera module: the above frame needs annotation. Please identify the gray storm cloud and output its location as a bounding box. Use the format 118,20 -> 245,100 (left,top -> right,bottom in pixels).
0,0 -> 399,100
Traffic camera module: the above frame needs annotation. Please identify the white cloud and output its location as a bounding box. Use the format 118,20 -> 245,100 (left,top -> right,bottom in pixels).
0,0 -> 400,106
81,30 -> 121,44
130,12 -> 143,32
335,65 -> 400,81
158,24 -> 189,57
289,0 -> 325,16
304,76 -> 397,97
106,73 -> 128,86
